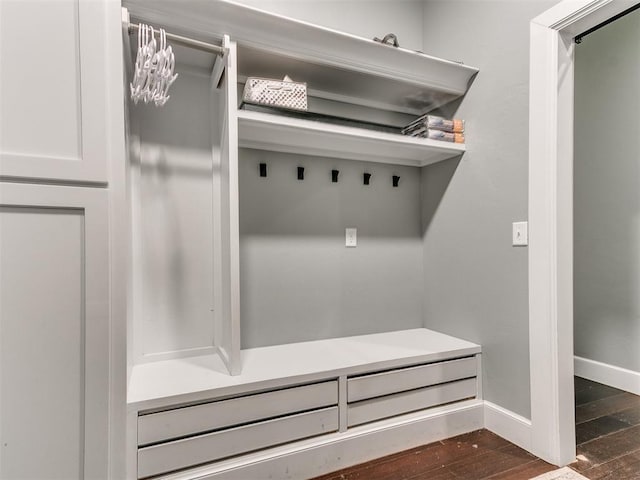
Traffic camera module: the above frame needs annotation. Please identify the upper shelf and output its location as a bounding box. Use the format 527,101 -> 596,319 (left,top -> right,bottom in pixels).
237,110 -> 465,167
123,0 -> 479,114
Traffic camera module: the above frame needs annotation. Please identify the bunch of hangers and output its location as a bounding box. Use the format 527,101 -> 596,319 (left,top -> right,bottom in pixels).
130,24 -> 178,106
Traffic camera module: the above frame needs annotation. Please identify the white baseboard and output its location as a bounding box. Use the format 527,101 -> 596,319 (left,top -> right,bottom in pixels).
161,400 -> 484,480
483,401 -> 532,452
575,356 -> 640,396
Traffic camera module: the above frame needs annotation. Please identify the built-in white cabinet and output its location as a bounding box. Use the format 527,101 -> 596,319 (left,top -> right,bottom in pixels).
120,1 -> 480,478
0,183 -> 110,479
0,1 -> 124,478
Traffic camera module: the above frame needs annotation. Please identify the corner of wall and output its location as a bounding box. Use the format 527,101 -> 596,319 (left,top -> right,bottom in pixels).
483,401 -> 533,453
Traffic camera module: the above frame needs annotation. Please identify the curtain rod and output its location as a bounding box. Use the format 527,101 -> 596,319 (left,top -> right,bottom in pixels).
575,2 -> 640,44
127,23 -> 225,56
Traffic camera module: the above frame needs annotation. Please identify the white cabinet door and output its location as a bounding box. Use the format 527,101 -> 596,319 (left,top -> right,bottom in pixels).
0,182 -> 110,479
0,0 -> 112,184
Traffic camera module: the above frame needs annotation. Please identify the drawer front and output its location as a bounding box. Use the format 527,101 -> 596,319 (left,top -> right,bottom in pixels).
348,357 -> 476,402
138,406 -> 339,478
347,378 -> 476,427
138,380 -> 337,446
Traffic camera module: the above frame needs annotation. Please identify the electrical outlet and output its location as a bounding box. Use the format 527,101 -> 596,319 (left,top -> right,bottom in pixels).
512,221 -> 528,246
346,228 -> 357,247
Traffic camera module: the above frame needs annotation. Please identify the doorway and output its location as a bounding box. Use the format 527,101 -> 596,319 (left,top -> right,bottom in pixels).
528,0 -> 640,467
571,6 -> 640,476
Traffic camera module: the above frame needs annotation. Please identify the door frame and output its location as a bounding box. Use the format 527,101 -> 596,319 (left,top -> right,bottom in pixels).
528,0 -> 639,466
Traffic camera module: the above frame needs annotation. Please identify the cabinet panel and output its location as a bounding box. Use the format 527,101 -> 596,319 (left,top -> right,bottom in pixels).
0,0 -> 111,183
348,357 -> 477,402
138,380 -> 338,445
0,183 -> 110,478
0,206 -> 84,479
138,407 -> 339,478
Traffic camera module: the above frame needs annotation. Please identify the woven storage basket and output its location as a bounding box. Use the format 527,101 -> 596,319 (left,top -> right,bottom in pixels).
242,77 -> 307,111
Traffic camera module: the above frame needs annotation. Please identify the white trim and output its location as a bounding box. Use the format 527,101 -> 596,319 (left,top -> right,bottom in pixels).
528,0 -> 639,467
483,401 -> 532,452
147,400 -> 483,480
575,356 -> 640,396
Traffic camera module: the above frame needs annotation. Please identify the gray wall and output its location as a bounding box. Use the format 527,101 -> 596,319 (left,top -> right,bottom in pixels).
239,150 -> 424,348
420,0 -> 557,419
131,70 -> 216,359
233,0 -> 425,51
574,10 -> 640,373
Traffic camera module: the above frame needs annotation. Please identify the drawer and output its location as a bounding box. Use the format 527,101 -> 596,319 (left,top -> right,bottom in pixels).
138,406 -> 339,478
347,377 -> 476,427
138,380 -> 337,446
347,357 -> 476,402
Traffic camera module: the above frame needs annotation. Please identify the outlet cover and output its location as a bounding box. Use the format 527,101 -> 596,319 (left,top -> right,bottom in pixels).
346,228 -> 357,247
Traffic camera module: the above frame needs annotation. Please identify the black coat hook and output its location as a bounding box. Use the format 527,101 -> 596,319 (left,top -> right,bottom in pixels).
332,169 -> 339,183
363,172 -> 371,185
297,166 -> 304,180
259,163 -> 267,177
392,175 -> 400,187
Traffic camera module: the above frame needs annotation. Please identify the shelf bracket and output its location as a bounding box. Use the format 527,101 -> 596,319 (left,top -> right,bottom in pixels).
210,50 -> 227,90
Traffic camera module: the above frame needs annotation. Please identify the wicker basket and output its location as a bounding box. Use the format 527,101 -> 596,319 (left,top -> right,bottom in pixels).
242,77 -> 307,111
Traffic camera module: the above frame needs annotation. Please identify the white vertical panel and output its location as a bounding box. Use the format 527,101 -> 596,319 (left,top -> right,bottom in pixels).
213,36 -> 241,375
0,0 -> 109,183
0,183 -> 110,479
0,207 -> 84,479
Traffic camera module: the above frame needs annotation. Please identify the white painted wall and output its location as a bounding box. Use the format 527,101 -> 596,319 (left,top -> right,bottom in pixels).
574,9 -> 640,374
420,0 -> 559,419
232,0 -> 425,52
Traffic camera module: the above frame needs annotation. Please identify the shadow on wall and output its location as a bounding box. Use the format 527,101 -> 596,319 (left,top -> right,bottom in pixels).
421,155 -> 462,237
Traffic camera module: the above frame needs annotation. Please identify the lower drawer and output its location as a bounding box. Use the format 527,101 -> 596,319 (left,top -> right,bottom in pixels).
347,378 -> 476,427
138,406 -> 339,478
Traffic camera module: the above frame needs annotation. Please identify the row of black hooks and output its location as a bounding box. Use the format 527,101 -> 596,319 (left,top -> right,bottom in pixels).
259,163 -> 401,187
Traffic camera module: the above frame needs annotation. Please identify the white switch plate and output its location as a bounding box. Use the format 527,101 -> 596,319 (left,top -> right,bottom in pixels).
346,228 -> 357,247
512,221 -> 528,246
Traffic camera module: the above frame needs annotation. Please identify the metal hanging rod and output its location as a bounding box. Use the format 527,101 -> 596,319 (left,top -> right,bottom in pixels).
575,2 -> 640,44
127,23 -> 225,56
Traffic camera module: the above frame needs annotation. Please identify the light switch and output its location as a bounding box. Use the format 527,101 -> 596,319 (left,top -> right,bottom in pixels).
346,228 -> 357,247
512,221 -> 528,246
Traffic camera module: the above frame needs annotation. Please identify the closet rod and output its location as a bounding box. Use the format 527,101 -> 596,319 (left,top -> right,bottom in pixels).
127,23 -> 225,56
574,2 -> 640,44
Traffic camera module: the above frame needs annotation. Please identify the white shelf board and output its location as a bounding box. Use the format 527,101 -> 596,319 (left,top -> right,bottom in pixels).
124,0 -> 478,113
128,328 -> 481,411
237,110 -> 465,167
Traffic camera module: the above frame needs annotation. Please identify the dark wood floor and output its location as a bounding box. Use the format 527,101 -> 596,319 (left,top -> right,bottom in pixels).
312,377 -> 640,480
572,377 -> 640,479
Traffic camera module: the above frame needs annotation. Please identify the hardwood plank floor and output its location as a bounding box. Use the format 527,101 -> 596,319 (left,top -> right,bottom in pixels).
312,430 -> 556,480
312,377 -> 640,480
572,378 -> 640,479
